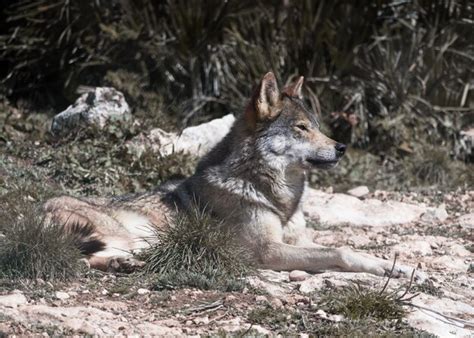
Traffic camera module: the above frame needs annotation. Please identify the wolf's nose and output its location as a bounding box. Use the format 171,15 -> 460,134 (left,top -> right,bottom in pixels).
335,143 -> 347,156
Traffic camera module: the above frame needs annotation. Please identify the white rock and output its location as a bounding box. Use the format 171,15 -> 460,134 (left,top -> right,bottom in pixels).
406,295 -> 474,337
447,244 -> 472,257
393,241 -> 433,257
347,185 -> 369,198
289,270 -> 309,282
270,298 -> 283,309
127,114 -> 235,157
193,316 -> 209,325
0,292 -> 27,307
55,291 -> 70,300
51,87 -> 131,136
347,235 -> 372,247
421,204 -> 449,223
429,256 -> 469,272
303,189 -> 429,227
137,288 -> 150,295
457,213 -> 474,228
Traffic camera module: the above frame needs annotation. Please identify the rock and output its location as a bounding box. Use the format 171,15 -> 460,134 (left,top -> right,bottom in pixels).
246,275 -> 291,297
0,292 -> 27,307
193,316 -> 209,325
447,244 -> 472,257
55,291 -> 70,300
429,256 -> 469,272
51,87 -> 131,136
456,213 -> 474,228
421,204 -> 449,223
347,235 -> 372,247
289,270 -> 309,282
393,241 -> 433,257
270,298 -> 283,309
347,185 -> 369,198
406,295 -> 474,337
127,114 -> 235,157
303,189 -> 429,227
136,288 -> 150,295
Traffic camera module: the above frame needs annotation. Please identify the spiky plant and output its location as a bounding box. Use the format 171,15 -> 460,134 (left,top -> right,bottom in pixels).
0,203 -> 83,281
144,203 -> 254,291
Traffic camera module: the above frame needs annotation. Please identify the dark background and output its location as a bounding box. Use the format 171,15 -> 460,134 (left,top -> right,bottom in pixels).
0,0 -> 473,194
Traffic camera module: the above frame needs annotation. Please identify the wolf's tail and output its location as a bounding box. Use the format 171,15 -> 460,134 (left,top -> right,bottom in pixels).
44,197 -> 106,255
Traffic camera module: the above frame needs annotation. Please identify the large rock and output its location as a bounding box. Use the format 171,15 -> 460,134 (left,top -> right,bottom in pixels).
127,114 -> 235,157
303,188 -> 443,227
51,87 -> 131,136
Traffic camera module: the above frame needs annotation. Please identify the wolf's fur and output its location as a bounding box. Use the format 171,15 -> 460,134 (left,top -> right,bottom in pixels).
45,73 -> 425,280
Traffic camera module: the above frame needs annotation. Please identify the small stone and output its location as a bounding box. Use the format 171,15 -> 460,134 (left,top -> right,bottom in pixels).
0,292 -> 27,307
225,295 -> 237,302
289,270 -> 309,282
421,204 -> 448,223
347,185 -> 370,198
55,291 -> 70,300
270,298 -> 283,309
193,316 -> 209,325
457,213 -> 474,228
137,288 -> 150,295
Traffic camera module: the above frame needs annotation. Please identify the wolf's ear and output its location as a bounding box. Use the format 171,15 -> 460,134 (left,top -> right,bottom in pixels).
245,72 -> 280,128
282,76 -> 304,98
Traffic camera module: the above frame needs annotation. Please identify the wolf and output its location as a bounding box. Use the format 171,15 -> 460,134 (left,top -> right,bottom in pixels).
45,72 -> 425,280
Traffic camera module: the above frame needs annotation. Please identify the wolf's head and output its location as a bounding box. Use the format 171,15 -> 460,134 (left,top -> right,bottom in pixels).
244,72 -> 346,170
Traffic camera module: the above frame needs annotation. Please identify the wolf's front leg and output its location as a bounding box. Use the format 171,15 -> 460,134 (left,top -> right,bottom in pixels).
259,242 -> 426,282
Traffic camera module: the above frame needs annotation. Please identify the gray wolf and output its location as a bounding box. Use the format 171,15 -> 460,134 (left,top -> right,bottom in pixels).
45,72 -> 425,280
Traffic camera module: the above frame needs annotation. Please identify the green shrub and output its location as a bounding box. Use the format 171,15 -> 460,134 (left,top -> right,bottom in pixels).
144,203 -> 254,291
0,204 -> 83,281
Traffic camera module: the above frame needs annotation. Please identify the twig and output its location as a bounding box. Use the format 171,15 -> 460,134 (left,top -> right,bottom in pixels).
380,254 -> 397,295
396,267 -> 416,301
403,302 -> 474,328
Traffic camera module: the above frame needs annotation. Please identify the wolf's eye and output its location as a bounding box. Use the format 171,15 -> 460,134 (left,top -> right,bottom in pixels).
296,124 -> 308,132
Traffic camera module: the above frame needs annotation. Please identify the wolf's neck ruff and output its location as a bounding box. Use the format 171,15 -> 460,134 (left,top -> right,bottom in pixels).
181,117 -> 306,223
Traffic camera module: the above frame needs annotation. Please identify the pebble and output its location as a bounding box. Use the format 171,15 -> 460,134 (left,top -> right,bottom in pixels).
347,185 -> 370,198
289,270 -> 309,282
55,291 -> 70,300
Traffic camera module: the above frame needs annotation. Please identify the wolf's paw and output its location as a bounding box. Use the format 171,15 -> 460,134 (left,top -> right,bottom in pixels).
107,256 -> 146,273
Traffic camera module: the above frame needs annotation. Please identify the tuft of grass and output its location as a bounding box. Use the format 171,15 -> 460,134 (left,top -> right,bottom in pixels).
247,306 -> 303,332
0,203 -> 83,281
318,282 -> 406,321
246,304 -> 433,336
144,203 -> 254,291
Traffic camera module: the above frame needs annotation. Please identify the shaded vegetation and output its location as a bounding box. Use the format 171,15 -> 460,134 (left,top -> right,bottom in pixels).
0,107 -> 196,195
318,282 -> 406,321
144,204 -> 254,291
246,304 -> 434,336
0,0 -> 472,192
0,192 -> 83,281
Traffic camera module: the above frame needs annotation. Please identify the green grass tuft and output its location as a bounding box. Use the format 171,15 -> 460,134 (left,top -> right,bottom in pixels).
0,203 -> 83,281
319,282 -> 406,321
143,203 -> 254,291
